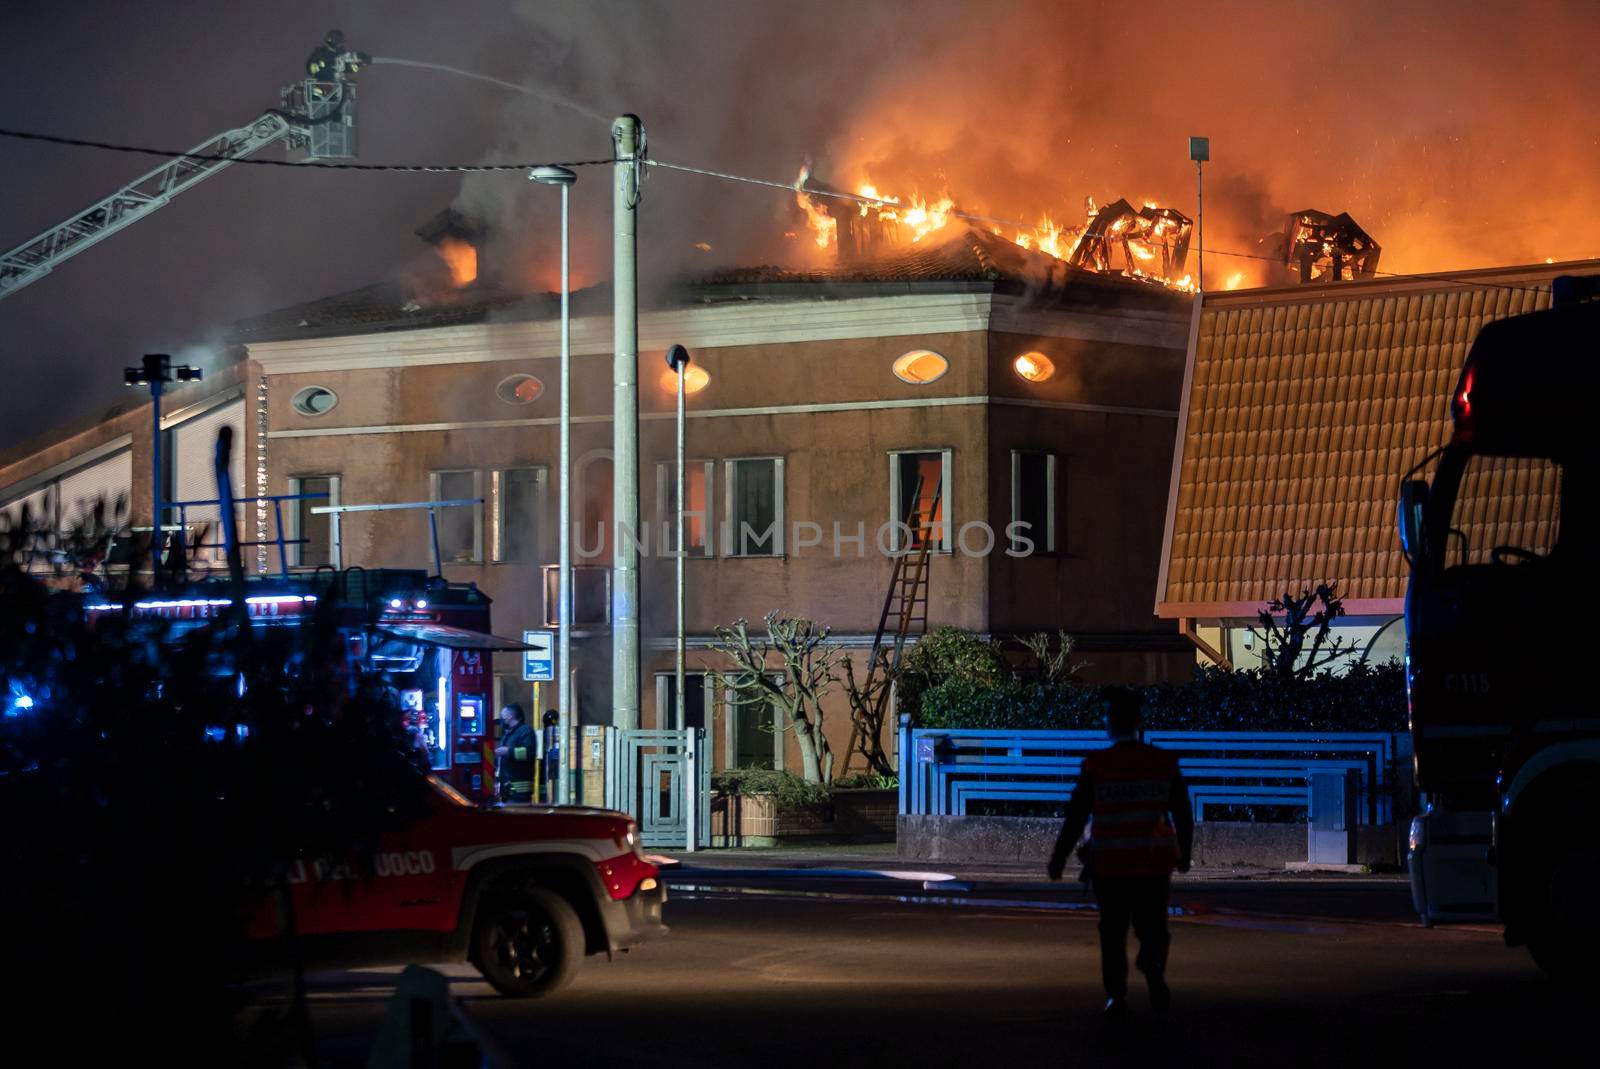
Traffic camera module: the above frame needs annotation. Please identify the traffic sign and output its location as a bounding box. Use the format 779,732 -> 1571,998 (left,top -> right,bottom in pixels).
522,630 -> 555,682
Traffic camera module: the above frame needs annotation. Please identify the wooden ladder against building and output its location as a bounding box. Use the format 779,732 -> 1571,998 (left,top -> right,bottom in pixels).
841,476 -> 942,777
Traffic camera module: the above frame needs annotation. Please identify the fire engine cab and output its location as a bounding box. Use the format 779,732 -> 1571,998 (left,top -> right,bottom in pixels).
1399,286 -> 1598,981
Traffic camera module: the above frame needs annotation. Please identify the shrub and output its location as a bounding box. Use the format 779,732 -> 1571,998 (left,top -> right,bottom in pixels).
712,768 -> 832,808
830,771 -> 899,791
918,661 -> 1406,732
896,627 -> 1007,719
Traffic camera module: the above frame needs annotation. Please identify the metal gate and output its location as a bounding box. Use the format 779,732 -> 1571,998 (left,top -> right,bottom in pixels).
606,728 -> 710,850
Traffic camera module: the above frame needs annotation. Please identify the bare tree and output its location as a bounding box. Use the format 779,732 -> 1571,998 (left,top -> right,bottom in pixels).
1249,582 -> 1360,681
710,612 -> 844,784
839,654 -> 897,778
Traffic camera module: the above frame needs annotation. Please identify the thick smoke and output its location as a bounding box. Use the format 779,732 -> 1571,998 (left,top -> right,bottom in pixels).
460,0 -> 1600,291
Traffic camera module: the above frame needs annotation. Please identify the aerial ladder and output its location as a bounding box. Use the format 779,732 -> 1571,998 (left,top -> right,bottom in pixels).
0,31 -> 368,302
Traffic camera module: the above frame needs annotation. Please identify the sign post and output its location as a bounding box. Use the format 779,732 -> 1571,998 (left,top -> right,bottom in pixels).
522,630 -> 555,683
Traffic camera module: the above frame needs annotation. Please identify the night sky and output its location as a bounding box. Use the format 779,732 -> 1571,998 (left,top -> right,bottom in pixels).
4,0 -> 1597,456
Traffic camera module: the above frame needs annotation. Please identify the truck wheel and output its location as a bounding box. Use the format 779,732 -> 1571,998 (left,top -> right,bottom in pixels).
475,888 -> 584,997
1525,847 -> 1600,988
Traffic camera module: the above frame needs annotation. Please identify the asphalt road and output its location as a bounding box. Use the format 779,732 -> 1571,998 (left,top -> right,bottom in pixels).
292,882 -> 1582,1068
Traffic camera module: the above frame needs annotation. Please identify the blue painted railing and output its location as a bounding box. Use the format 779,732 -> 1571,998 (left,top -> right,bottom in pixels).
897,722 -> 1408,824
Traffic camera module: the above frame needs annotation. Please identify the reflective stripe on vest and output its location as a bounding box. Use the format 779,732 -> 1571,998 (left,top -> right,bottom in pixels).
1086,743 -> 1180,876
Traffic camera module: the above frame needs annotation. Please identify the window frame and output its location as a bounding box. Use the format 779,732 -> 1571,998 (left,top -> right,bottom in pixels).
1009,450 -> 1059,555
721,673 -> 785,771
490,465 -> 548,564
428,469 -> 484,565
287,473 -> 340,568
654,671 -> 713,731
656,459 -> 717,558
722,456 -> 785,558
887,448 -> 953,553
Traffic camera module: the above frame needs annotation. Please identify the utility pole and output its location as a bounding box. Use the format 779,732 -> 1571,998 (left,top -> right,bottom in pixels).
123,353 -> 202,582
611,115 -> 643,731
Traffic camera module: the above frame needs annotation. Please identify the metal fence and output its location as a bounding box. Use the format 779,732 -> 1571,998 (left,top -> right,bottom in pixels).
898,721 -> 1408,824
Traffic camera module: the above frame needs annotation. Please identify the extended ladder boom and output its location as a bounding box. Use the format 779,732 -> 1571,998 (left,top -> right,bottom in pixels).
1,30 -> 365,302
0,113 -> 295,301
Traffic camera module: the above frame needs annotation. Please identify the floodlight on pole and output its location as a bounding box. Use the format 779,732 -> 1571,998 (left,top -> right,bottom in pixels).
1188,136 -> 1209,293
529,163 -> 577,804
123,353 -> 202,584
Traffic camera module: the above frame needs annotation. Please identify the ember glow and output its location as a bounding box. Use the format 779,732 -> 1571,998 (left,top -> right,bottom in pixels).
435,237 -> 478,287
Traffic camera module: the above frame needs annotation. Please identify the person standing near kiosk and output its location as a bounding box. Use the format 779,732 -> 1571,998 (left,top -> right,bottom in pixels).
540,709 -> 561,803
494,704 -> 536,804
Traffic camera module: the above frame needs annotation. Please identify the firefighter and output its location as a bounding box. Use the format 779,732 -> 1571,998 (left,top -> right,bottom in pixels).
1047,687 -> 1194,1017
540,709 -> 561,803
494,703 -> 536,804
305,30 -> 370,83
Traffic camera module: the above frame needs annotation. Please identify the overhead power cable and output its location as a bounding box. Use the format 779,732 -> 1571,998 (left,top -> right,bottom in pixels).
0,127 -> 613,173
0,126 -> 1576,296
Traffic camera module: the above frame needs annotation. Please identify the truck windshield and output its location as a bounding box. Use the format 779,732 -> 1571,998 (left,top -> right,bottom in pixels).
1439,453 -> 1563,568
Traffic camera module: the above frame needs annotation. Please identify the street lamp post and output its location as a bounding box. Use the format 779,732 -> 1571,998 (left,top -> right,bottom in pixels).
124,353 -> 201,584
531,164 -> 577,805
666,343 -> 691,852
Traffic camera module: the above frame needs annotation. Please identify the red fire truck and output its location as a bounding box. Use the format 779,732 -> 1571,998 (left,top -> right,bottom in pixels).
85,567 -> 668,994
86,567 -> 524,803
1399,285 -> 1598,980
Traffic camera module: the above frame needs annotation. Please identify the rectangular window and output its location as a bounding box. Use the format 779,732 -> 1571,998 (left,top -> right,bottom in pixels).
655,672 -> 710,731
429,470 -> 483,564
1010,451 -> 1057,554
889,449 -> 951,552
657,460 -> 715,556
724,457 -> 784,557
492,466 -> 546,563
726,676 -> 784,771
289,475 -> 338,568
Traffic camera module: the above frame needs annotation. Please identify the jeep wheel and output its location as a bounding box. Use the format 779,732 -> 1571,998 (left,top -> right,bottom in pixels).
475,888 -> 584,997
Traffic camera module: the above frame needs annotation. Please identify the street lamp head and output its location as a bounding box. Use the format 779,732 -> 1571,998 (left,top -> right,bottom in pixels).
529,165 -> 577,187
665,343 -> 691,371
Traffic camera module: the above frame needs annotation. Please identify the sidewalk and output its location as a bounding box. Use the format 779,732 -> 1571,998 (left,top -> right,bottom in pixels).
654,843 -> 1419,925
653,842 -> 1406,886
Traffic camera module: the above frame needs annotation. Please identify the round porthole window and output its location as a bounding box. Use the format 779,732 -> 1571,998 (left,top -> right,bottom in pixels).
659,365 -> 711,395
1013,351 -> 1056,383
892,349 -> 949,384
496,374 -> 545,405
290,385 -> 338,416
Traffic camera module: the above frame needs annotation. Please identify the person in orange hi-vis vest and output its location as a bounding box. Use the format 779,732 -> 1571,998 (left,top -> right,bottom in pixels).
1048,687 -> 1194,1017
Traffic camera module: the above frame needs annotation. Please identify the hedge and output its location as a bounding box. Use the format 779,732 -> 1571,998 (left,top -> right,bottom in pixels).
917,661 -> 1407,733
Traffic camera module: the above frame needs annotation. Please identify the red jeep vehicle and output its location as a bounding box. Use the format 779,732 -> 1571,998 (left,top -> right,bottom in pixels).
245,776 -> 667,996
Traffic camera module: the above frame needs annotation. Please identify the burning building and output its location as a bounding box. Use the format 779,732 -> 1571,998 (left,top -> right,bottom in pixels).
1,210 -> 1200,781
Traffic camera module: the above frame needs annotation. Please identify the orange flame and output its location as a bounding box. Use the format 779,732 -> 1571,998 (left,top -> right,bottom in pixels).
435,237 -> 477,287
794,166 -> 837,249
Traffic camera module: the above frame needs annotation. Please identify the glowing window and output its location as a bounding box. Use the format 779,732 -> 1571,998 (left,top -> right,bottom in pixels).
892,350 -> 949,385
290,385 -> 338,416
1013,352 -> 1056,383
496,374 -> 545,405
659,365 -> 710,394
